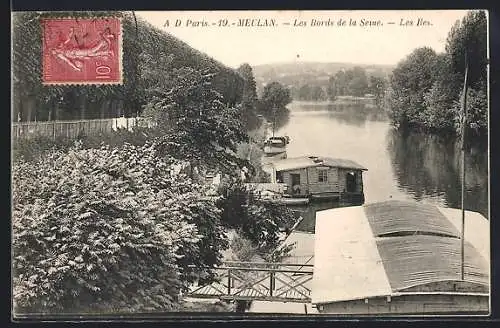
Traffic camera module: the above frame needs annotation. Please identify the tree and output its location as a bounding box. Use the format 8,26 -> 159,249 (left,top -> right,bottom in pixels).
446,10 -> 487,135
11,11 -> 244,122
237,64 -> 258,105
387,47 -> 439,127
451,84 -> 488,135
12,142 -> 227,313
326,76 -> 337,101
260,82 -> 292,109
143,67 -> 250,175
12,11 -> 146,122
311,85 -> 327,101
298,84 -> 312,100
334,70 -> 348,96
259,82 -> 292,125
237,63 -> 260,131
421,54 -> 459,131
369,76 -> 387,106
387,10 -> 487,135
217,180 -> 297,255
446,10 -> 487,91
346,67 -> 369,97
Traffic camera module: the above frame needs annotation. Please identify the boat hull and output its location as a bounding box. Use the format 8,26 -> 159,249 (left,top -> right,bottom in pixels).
263,150 -> 287,160
280,198 -> 310,205
265,197 -> 310,205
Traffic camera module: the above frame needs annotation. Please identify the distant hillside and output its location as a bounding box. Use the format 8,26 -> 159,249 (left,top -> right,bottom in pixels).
252,62 -> 394,94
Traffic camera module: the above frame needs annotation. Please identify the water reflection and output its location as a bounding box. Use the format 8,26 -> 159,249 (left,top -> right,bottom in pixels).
287,102 -> 387,127
275,101 -> 488,233
387,129 -> 488,217
294,199 -> 364,233
273,108 -> 290,130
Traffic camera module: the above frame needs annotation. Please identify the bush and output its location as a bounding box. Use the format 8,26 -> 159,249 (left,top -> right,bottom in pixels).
218,180 -> 297,254
12,141 -> 226,314
12,128 -> 158,163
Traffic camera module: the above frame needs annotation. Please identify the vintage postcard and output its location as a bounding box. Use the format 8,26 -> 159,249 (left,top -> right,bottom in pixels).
11,10 -> 490,319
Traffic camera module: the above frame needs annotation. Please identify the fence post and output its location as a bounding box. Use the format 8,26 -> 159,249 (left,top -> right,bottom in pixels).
269,271 -> 274,297
52,121 -> 56,140
228,269 -> 232,295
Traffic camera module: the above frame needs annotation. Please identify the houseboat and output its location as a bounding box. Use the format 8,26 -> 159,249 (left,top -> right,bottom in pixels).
263,136 -> 290,159
311,200 -> 489,314
266,155 -> 367,203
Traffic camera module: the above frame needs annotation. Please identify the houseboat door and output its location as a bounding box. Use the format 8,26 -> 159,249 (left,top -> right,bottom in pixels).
290,173 -> 301,195
346,172 -> 356,193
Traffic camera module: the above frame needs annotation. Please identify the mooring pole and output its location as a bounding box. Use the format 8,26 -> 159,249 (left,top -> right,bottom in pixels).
272,106 -> 276,137
460,51 -> 469,281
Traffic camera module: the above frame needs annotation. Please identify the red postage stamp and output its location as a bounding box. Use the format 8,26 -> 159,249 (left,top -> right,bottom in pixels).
42,17 -> 122,85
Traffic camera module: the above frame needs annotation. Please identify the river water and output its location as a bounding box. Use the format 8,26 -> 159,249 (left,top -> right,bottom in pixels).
248,101 -> 488,313
275,101 -> 489,232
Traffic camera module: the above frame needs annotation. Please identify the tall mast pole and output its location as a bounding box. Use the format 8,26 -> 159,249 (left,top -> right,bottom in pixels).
272,106 -> 276,137
460,50 -> 469,281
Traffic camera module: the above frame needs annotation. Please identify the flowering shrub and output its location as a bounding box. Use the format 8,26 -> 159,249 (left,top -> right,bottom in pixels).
12,141 -> 226,313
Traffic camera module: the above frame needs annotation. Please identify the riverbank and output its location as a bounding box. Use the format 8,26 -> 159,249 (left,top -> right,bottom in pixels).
236,119 -> 271,183
290,97 -> 378,107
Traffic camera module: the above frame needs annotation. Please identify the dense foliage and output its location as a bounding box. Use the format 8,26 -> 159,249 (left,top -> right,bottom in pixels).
387,11 -> 487,135
12,10 -> 302,315
218,180 -> 297,254
257,81 -> 293,129
291,66 -> 387,105
143,67 -> 250,176
12,142 -> 227,313
237,63 -> 261,131
12,11 -> 243,122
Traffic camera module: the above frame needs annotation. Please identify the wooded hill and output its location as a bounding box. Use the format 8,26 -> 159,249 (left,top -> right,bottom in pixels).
252,62 -> 393,101
12,11 -> 244,122
253,62 -> 392,86
252,62 -> 392,101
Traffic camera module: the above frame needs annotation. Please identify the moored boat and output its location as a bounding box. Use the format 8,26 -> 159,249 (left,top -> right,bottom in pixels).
263,136 -> 290,158
279,197 -> 310,205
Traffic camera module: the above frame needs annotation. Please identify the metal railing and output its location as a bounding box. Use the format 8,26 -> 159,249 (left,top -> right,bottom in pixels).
187,261 -> 313,303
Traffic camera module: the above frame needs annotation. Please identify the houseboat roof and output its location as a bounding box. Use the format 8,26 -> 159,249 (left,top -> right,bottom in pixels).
272,156 -> 367,172
311,200 -> 489,305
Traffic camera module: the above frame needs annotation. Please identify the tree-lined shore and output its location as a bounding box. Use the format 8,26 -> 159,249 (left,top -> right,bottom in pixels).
386,11 -> 487,136
12,11 -> 295,314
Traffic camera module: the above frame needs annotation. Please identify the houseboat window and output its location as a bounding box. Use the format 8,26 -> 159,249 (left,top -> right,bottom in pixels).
318,170 -> 328,183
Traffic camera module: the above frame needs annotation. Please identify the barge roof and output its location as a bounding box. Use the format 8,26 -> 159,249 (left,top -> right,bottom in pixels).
272,156 -> 367,172
312,200 -> 489,304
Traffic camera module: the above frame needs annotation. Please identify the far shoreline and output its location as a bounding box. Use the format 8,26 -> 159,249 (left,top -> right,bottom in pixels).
289,97 -> 378,107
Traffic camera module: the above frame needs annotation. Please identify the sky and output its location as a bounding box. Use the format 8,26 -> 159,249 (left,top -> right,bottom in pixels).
137,10 -> 471,68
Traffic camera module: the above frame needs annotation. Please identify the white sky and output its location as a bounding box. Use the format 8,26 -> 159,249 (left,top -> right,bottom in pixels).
137,10 -> 470,68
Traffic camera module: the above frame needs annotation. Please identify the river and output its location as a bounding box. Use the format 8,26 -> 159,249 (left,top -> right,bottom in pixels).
248,100 -> 488,313
275,101 -> 489,232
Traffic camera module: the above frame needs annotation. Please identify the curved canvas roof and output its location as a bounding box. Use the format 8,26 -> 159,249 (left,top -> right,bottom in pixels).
312,200 -> 489,305
364,200 -> 459,238
272,156 -> 367,172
